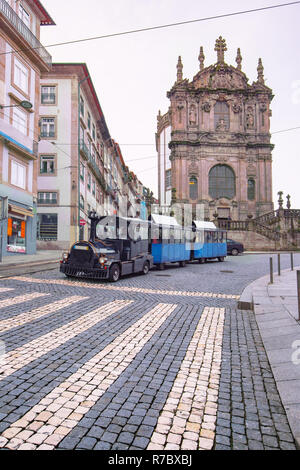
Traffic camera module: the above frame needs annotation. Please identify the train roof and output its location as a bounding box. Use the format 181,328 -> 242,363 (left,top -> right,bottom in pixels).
150,214 -> 180,226
193,220 -> 217,230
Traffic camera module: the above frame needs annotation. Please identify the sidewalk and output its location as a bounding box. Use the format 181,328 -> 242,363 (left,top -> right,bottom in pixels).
240,266 -> 300,449
0,250 -> 62,277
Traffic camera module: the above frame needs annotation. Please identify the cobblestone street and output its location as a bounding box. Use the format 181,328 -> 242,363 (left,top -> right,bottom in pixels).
0,253 -> 298,451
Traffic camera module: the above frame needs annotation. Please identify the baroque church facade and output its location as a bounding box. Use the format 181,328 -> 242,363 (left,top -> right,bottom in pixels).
156,37 -> 274,221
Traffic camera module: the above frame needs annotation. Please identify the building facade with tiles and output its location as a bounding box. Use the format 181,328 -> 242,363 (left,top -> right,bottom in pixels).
0,0 -> 54,256
157,37 -> 274,221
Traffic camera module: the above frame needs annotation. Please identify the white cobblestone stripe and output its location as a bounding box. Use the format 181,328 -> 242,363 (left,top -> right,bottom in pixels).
147,306 -> 225,451
0,296 -> 87,333
0,299 -> 133,379
0,288 -> 13,293
0,292 -> 48,309
8,277 -> 240,300
0,302 -> 177,450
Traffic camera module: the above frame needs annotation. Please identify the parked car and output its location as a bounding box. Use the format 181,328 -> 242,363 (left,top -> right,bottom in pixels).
226,239 -> 244,256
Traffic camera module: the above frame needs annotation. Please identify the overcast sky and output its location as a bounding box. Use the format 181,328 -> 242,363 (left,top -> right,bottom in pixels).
40,0 -> 300,208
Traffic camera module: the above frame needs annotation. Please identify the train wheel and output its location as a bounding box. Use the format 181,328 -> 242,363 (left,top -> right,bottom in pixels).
142,261 -> 150,275
218,256 -> 225,262
198,258 -> 205,264
179,261 -> 186,267
109,264 -> 120,282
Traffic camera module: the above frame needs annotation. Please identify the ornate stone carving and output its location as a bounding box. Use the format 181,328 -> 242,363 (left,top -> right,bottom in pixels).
232,103 -> 241,113
201,102 -> 211,112
188,104 -> 197,125
246,106 -> 254,128
216,119 -> 227,132
214,36 -> 227,63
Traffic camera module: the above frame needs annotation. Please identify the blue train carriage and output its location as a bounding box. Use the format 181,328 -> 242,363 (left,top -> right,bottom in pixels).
60,212 -> 154,282
149,214 -> 192,270
191,220 -> 227,263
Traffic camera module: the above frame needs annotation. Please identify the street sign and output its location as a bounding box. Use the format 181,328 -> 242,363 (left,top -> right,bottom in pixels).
79,218 -> 86,226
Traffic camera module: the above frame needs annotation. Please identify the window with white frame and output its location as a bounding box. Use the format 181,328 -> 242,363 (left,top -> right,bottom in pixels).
41,86 -> 56,104
92,179 -> 95,196
18,4 -> 30,28
80,162 -> 85,181
37,192 -> 58,204
165,169 -> 172,189
87,172 -> 91,190
14,58 -> 29,94
40,117 -> 55,138
11,160 -> 26,189
13,107 -> 27,135
40,155 -> 55,174
87,112 -> 91,130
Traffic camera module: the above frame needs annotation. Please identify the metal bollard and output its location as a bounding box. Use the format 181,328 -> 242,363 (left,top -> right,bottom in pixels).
270,257 -> 273,284
278,254 -> 281,276
291,252 -> 294,271
297,271 -> 300,321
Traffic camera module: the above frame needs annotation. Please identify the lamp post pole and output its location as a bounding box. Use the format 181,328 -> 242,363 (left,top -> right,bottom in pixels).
78,75 -> 90,241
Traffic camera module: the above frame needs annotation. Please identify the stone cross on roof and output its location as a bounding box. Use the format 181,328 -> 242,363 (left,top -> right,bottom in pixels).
214,36 -> 227,63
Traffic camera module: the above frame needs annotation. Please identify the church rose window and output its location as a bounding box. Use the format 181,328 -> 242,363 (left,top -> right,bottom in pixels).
247,178 -> 255,200
209,165 -> 235,199
214,101 -> 230,130
189,176 -> 198,200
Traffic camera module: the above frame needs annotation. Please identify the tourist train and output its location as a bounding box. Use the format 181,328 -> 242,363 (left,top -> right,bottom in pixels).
59,212 -> 227,282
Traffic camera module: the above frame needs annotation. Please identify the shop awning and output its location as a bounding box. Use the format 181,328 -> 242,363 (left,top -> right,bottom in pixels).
9,204 -> 34,217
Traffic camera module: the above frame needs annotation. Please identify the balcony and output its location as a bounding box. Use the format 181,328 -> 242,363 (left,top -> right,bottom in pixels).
0,0 -> 52,67
80,140 -> 106,192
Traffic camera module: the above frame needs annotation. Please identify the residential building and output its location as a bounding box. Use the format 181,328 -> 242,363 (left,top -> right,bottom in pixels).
0,0 -> 54,255
157,37 -> 274,221
37,63 -> 111,249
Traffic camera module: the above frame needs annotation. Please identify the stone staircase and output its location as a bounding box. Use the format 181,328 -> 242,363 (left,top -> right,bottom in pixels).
216,208 -> 300,249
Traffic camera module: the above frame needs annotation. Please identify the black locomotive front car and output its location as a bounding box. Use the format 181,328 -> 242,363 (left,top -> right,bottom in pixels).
60,211 -> 153,282
60,239 -> 119,280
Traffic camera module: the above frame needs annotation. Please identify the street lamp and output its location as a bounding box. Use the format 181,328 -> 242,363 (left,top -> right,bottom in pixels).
0,100 -> 33,110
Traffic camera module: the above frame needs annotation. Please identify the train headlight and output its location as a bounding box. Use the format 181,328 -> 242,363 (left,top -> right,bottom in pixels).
61,252 -> 69,263
99,256 -> 107,265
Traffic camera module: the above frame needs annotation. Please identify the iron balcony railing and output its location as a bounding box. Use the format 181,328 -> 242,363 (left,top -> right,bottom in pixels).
0,0 -> 52,67
80,140 -> 106,192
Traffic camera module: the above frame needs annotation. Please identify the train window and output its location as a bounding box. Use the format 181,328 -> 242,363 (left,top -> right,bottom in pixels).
162,226 -> 170,241
151,224 -> 160,242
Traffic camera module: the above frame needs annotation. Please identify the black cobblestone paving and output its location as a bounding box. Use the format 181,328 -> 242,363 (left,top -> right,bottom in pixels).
0,253 -> 298,450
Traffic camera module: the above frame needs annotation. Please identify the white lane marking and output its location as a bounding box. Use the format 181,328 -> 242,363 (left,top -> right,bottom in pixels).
0,302 -> 177,449
8,277 -> 240,299
147,306 -> 225,451
0,296 -> 87,333
0,299 -> 133,379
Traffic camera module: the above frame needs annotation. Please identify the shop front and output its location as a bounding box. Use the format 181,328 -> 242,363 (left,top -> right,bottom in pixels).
6,203 -> 35,255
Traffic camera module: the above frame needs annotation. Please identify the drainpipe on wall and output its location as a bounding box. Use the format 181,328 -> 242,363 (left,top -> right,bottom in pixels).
78,75 -> 90,241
